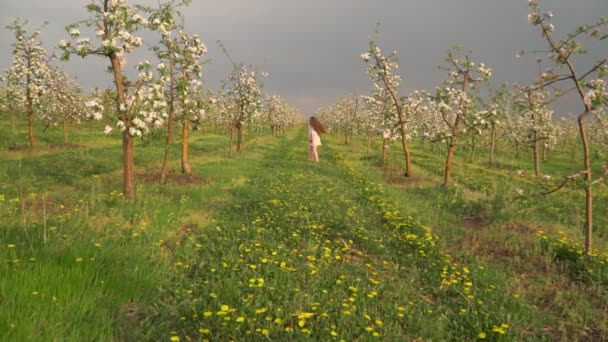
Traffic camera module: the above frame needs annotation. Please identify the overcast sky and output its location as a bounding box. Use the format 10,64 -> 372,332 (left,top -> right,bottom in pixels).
1,0 -> 607,116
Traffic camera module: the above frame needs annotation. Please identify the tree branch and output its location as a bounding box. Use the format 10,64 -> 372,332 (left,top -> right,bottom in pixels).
542,171 -> 586,195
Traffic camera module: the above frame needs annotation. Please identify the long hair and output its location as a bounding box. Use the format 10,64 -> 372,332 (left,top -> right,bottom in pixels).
309,116 -> 326,134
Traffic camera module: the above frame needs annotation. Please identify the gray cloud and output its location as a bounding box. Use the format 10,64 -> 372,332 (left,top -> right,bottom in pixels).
1,0 -> 607,115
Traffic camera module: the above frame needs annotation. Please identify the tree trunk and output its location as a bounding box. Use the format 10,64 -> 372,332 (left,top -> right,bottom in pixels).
62,118 -> 68,144
122,130 -> 135,199
26,90 -> 35,147
160,112 -> 173,183
26,58 -> 36,148
110,55 -> 134,200
488,125 -> 496,166
401,139 -> 412,177
27,108 -> 35,148
160,60 -> 175,184
182,118 -> 192,175
236,122 -> 243,153
382,138 -> 388,164
578,113 -> 593,254
533,132 -> 540,177
443,138 -> 457,187
10,103 -> 17,129
228,124 -> 234,158
468,135 -> 476,162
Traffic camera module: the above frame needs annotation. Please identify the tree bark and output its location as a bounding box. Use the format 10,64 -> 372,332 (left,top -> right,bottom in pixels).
62,119 -> 68,144
160,60 -> 176,184
382,138 -> 388,164
160,111 -> 173,183
489,125 -> 496,166
469,135 -> 476,162
122,130 -> 135,199
443,138 -> 457,187
27,108 -> 35,148
578,113 -> 593,253
26,60 -> 36,148
110,55 -> 134,200
181,118 -> 192,175
533,132 -> 540,177
236,122 -> 243,153
228,124 -> 234,158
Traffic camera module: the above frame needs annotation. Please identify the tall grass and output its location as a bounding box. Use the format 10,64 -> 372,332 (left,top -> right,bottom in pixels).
1,118 -> 607,341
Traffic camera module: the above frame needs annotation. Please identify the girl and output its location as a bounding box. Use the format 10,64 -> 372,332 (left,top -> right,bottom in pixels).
308,116 -> 326,162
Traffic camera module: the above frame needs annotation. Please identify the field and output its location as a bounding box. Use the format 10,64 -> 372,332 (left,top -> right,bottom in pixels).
1,121 -> 608,341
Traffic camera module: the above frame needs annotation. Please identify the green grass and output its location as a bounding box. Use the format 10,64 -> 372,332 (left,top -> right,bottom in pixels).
1,117 -> 607,341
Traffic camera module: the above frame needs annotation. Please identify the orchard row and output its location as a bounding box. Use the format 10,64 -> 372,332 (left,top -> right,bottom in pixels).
316,1 -> 607,253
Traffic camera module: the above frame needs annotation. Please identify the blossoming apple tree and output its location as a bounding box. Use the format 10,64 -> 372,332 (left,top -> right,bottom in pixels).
219,63 -> 263,157
511,85 -> 556,177
526,0 -> 608,252
38,66 -> 87,144
428,47 -> 492,186
362,38 -> 413,176
58,0 -> 167,200
264,95 -> 303,136
150,2 -> 207,180
5,19 -> 51,148
485,84 -> 510,165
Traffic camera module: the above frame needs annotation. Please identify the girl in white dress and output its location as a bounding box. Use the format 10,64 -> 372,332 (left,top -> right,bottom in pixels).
308,116 -> 326,162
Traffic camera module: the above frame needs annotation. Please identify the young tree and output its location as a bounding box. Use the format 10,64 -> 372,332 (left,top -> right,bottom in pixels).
430,48 -> 492,186
150,2 -> 207,180
485,84 -> 510,165
512,85 -> 556,177
0,82 -> 18,129
39,66 -> 87,144
362,90 -> 399,164
219,62 -> 264,157
526,0 -> 608,253
58,0 -> 166,200
5,19 -> 51,147
362,37 -> 413,176
264,95 -> 302,136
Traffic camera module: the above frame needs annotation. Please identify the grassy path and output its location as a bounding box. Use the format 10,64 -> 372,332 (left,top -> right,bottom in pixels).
140,129 -> 539,341
3,125 -> 605,341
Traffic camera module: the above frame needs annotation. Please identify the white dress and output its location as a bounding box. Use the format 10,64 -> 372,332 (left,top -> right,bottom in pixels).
309,125 -> 321,146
